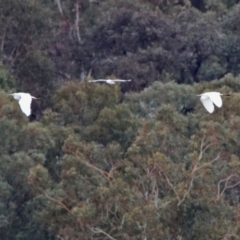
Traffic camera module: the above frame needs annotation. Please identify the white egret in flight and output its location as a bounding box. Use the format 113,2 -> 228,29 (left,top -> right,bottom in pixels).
9,92 -> 38,117
197,92 -> 230,113
88,79 -> 131,85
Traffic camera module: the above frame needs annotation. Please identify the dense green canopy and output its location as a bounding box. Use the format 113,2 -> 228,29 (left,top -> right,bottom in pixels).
1,1 -> 240,239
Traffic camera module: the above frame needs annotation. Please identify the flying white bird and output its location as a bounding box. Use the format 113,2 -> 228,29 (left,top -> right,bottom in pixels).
88,79 -> 131,85
8,92 -> 38,117
197,92 -> 230,113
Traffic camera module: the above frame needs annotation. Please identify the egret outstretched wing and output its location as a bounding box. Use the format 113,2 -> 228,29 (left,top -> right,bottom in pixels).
88,79 -> 115,84
88,79 -> 131,84
12,94 -> 22,100
9,92 -> 37,117
88,80 -> 107,82
112,79 -> 131,82
18,94 -> 32,116
200,96 -> 214,113
207,92 -> 222,108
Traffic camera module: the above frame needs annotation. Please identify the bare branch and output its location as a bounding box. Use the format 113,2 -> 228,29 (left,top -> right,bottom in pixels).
1,27 -> 6,53
75,0 -> 82,43
221,233 -> 239,240
153,182 -> 158,208
120,215 -> 125,229
177,177 -> 194,206
81,159 -> 110,179
198,136 -> 217,160
73,151 -> 118,181
163,174 -> 181,203
198,136 -> 205,160
45,193 -> 72,214
217,174 -> 240,201
90,227 -> 117,240
162,151 -> 221,206
192,152 -> 221,174
56,0 -> 63,15
87,68 -> 92,79
156,200 -> 172,209
30,183 -> 85,231
44,193 -> 84,230
56,235 -> 65,240
217,175 -> 234,199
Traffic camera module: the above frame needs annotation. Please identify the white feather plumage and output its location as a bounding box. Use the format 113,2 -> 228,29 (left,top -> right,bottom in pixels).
9,92 -> 37,117
199,92 -> 223,113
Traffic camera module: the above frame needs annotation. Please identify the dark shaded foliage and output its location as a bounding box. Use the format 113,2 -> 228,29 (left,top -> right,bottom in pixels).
1,1 -> 240,239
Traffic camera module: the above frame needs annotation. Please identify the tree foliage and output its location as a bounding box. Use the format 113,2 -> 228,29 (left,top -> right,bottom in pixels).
1,1 -> 240,240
